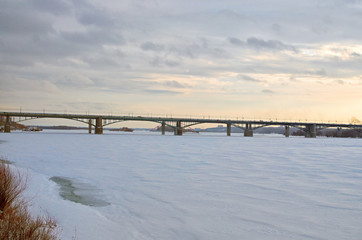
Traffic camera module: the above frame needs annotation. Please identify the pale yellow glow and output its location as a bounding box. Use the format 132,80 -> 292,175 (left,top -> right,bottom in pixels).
300,43 -> 362,60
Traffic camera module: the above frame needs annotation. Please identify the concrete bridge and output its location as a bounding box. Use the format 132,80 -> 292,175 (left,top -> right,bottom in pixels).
1,112 -> 362,138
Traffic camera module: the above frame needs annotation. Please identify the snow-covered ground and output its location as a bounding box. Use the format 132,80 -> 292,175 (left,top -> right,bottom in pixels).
0,130 -> 361,240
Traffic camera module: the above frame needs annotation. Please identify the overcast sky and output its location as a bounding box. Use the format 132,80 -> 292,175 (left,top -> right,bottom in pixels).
1,0 -> 362,122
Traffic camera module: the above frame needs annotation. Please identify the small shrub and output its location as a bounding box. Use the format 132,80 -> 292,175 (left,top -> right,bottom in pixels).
0,162 -> 60,240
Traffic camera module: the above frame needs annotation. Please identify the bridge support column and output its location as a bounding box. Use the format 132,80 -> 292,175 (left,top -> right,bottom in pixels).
227,123 -> 231,136
4,115 -> 11,133
175,121 -> 183,136
161,121 -> 165,135
95,117 -> 103,134
305,124 -> 316,138
88,119 -> 92,134
244,123 -> 253,137
337,127 -> 342,137
284,125 -> 290,137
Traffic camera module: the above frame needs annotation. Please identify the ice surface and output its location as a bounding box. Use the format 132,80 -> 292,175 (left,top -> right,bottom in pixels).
0,130 -> 361,240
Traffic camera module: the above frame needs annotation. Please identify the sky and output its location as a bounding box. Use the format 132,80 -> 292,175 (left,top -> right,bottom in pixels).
1,0 -> 362,123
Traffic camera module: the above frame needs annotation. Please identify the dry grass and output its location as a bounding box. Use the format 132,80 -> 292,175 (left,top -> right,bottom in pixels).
0,162 -> 60,240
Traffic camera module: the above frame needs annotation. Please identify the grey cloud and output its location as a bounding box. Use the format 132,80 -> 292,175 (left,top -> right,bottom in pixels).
79,76 -> 168,95
76,8 -> 114,27
71,0 -> 115,27
304,69 -> 327,76
62,29 -> 124,46
168,41 -> 228,59
140,38 -> 228,64
229,37 -> 297,52
0,4 -> 53,35
335,80 -> 345,85
289,75 -> 300,82
228,37 -> 244,46
246,37 -> 296,52
351,52 -> 361,58
165,60 -> 180,67
215,9 -> 245,21
143,89 -> 182,95
30,0 -> 71,16
83,53 -> 129,69
262,89 -> 275,94
151,57 -> 180,68
0,29 -> 124,67
141,42 -> 165,52
54,102 -> 117,112
0,54 -> 34,67
163,80 -> 190,88
143,39 -> 227,68
168,45 -> 196,59
237,75 -> 262,83
55,74 -> 94,89
0,0 -> 125,69
271,23 -> 281,33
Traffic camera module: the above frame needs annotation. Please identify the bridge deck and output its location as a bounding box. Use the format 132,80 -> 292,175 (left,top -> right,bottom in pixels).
1,112 -> 362,129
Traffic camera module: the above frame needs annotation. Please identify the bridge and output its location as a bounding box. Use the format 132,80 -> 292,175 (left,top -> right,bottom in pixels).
1,111 -> 362,138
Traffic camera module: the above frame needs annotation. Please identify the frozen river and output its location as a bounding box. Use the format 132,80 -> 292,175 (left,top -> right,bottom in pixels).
0,130 -> 361,239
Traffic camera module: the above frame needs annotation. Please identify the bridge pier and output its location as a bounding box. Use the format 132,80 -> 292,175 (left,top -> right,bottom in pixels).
305,124 -> 316,138
175,121 -> 183,135
337,127 -> 342,137
95,117 -> 103,134
4,115 -> 11,133
244,123 -> 253,137
161,121 -> 166,135
227,123 -> 231,136
284,125 -> 290,137
88,119 -> 92,134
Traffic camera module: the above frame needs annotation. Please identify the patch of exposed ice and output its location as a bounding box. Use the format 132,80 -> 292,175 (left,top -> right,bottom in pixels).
50,176 -> 109,207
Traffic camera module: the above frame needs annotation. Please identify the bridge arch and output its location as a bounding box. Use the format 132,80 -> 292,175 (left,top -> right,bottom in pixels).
103,119 -> 174,128
14,116 -> 93,127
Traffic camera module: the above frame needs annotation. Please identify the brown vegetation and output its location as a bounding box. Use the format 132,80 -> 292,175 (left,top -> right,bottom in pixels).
0,118 -> 27,131
325,129 -> 361,138
291,129 -> 323,137
0,162 -> 60,240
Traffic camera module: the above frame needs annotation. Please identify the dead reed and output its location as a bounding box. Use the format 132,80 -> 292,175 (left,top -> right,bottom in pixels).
0,162 -> 60,240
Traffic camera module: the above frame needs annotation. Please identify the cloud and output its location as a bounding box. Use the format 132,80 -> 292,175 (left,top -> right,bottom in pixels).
304,69 -> 327,76
75,2 -> 115,27
141,42 -> 165,52
30,0 -> 71,16
150,57 -> 180,67
237,75 -> 263,83
143,89 -> 182,95
229,37 -> 296,52
56,74 -> 94,88
60,102 -> 117,111
246,37 -> 296,52
351,52 -> 361,58
61,29 -> 124,47
0,2 -> 54,35
163,80 -> 190,88
228,37 -> 244,46
262,89 -> 275,94
271,23 -> 281,33
335,80 -> 345,85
